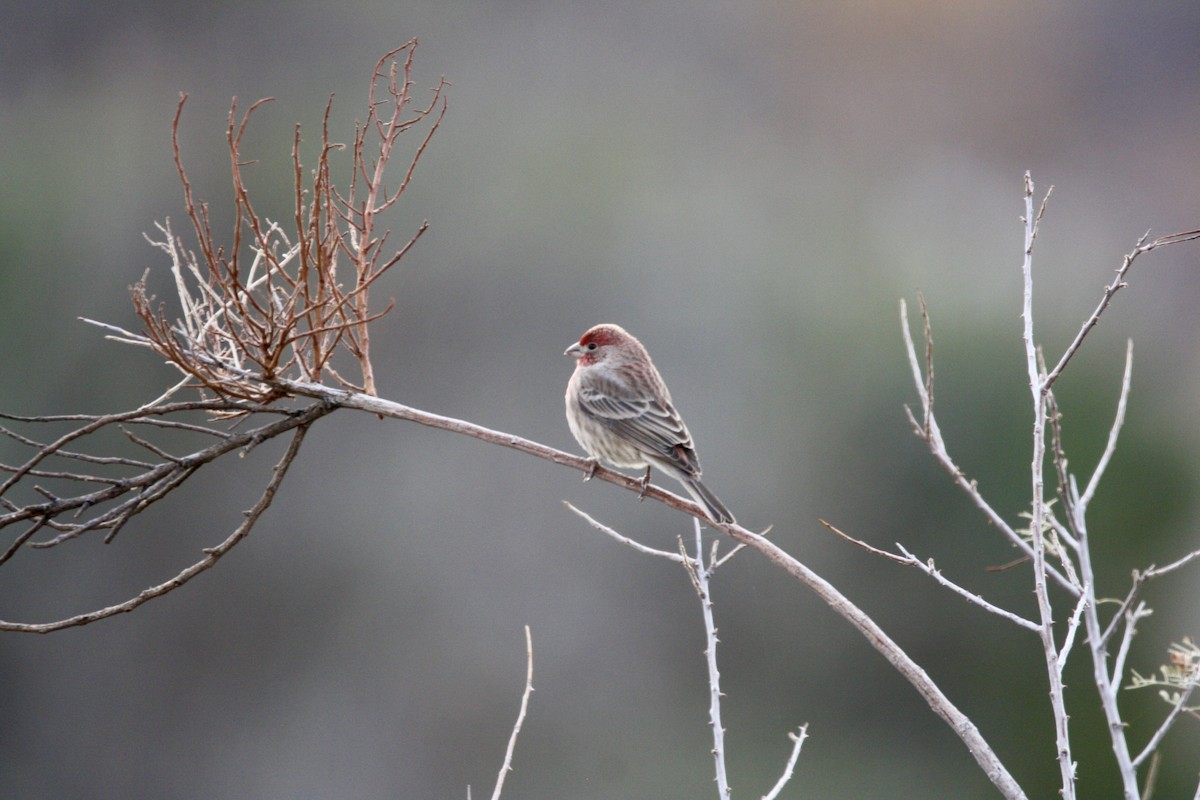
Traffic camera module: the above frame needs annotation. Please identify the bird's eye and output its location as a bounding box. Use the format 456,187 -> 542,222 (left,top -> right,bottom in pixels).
586,342 -> 598,350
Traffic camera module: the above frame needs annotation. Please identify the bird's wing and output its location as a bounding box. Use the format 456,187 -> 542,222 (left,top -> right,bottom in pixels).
575,375 -> 700,474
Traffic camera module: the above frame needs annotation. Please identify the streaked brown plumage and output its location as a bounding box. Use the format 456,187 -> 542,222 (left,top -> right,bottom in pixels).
564,324 -> 734,524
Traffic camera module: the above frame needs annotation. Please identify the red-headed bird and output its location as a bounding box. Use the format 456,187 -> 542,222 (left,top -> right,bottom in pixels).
564,324 -> 734,524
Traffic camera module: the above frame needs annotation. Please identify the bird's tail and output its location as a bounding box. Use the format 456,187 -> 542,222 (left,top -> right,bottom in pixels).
683,477 -> 735,525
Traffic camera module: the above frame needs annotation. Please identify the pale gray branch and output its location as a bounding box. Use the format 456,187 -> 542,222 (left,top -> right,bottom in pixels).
823,519 -> 1040,631
1020,172 -> 1077,799
900,297 -> 1076,594
1142,548 -> 1200,582
894,543 -> 1042,632
1057,589 -> 1089,676
1131,676 -> 1197,770
761,725 -> 809,800
1043,228 -> 1200,391
563,502 -> 684,562
489,625 -> 534,800
1078,340 -> 1133,509
686,517 -> 731,800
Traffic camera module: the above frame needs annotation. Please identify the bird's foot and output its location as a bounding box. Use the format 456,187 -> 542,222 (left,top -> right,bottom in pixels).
637,467 -> 652,501
582,458 -> 599,481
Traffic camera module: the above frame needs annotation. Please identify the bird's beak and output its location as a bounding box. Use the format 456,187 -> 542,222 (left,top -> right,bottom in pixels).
564,342 -> 584,358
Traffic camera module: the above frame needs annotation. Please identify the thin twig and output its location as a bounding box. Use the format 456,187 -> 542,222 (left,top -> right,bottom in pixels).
0,402 -> 329,560
761,725 -> 809,800
891,542 -> 1042,632
1131,677 -> 1198,769
1043,228 -> 1200,392
489,625 -> 534,800
1141,548 -> 1200,582
1100,548 -> 1200,651
1078,340 -> 1134,509
900,297 -> 1076,594
1057,589 -> 1090,676
0,415 -> 317,633
1111,602 -> 1152,690
563,502 -> 684,562
1140,752 -> 1160,800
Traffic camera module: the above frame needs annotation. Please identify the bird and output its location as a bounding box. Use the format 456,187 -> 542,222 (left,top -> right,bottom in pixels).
564,323 -> 735,524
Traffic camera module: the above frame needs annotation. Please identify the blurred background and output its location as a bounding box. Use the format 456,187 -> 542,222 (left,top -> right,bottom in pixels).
2,2 -> 1199,797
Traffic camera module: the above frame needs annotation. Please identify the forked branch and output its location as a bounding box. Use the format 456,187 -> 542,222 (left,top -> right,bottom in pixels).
0,405 -> 324,633
1,43 -> 444,633
133,38 -> 446,401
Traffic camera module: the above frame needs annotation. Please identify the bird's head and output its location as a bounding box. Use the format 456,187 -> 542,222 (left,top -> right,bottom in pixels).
564,324 -> 634,366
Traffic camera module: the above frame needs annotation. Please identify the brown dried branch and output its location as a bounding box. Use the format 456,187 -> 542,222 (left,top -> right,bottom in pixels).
0,412 -> 319,634
0,47 -> 450,634
0,400 -> 334,561
335,42 -> 447,395
134,39 -> 446,403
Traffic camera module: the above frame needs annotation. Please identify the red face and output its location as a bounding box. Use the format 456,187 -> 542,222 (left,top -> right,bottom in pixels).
575,325 -> 624,365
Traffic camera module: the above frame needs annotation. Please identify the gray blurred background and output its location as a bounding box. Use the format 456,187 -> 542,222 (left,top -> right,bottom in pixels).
2,2 -> 1199,797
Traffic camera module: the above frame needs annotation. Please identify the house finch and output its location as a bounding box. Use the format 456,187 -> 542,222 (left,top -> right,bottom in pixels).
564,323 -> 735,524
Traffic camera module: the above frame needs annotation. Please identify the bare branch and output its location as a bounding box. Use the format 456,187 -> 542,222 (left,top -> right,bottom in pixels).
0,401 -> 330,562
563,502 -> 684,562
1056,589 -> 1089,675
1078,339 -> 1134,509
712,539 -> 751,570
897,543 -> 1043,632
488,625 -> 534,800
1141,548 -> 1200,582
684,517 -> 731,800
0,415 -> 316,633
275,376 -> 1030,799
821,518 -> 911,564
1043,227 -> 1200,392
901,295 -> 1076,593
1131,678 -> 1198,769
762,725 -> 809,800
1111,602 -> 1153,691
1020,172 -> 1077,799
1099,545 -> 1200,654
136,42 -> 445,403
1140,752 -> 1162,800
